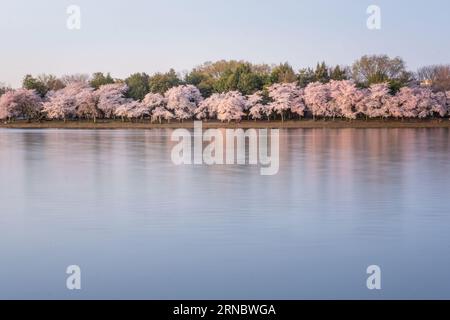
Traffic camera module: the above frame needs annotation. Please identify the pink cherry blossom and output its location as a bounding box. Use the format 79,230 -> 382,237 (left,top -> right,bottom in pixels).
247,91 -> 268,120
215,91 -> 246,123
195,93 -> 222,120
0,89 -> 42,121
152,106 -> 174,123
97,83 -> 128,119
357,83 -> 391,119
304,82 -> 332,119
328,80 -> 364,120
268,83 -> 306,120
75,86 -> 100,122
165,85 -> 203,121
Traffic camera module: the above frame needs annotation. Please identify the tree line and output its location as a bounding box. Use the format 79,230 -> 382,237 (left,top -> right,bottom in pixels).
0,55 -> 449,123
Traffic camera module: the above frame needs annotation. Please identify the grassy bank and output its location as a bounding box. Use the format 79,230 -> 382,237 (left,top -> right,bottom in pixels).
1,119 -> 450,130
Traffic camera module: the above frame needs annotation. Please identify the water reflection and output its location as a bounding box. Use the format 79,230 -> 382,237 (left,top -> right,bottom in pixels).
0,128 -> 449,299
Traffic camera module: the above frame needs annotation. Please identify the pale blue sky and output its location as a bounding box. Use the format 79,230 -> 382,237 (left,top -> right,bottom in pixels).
0,0 -> 449,87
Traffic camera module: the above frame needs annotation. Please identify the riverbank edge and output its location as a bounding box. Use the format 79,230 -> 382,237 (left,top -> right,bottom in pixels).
1,119 -> 450,129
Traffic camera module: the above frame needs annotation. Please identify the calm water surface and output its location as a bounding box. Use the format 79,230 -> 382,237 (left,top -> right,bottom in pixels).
0,128 -> 450,299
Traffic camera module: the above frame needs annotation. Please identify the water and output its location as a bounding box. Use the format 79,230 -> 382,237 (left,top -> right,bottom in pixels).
0,128 -> 449,299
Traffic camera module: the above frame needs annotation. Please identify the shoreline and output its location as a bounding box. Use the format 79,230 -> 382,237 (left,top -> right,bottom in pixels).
1,119 -> 450,130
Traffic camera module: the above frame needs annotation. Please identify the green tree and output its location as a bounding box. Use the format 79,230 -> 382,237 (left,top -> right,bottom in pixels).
297,68 -> 315,87
194,60 -> 244,79
148,69 -> 181,94
352,55 -> 412,91
314,62 -> 330,83
329,65 -> 348,81
215,63 -> 264,95
90,72 -> 115,89
188,60 -> 271,95
22,75 -> 49,97
270,63 -> 297,84
185,70 -> 215,97
125,72 -> 150,101
0,83 -> 10,96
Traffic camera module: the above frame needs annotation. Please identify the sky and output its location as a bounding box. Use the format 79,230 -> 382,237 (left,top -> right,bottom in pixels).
0,0 -> 449,88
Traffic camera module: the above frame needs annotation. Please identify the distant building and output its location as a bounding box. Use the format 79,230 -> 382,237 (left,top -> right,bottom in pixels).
421,79 -> 433,87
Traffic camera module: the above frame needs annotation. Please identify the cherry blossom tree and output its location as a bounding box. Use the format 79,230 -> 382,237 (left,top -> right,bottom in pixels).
114,101 -> 134,121
143,92 -> 166,108
129,101 -> 151,120
195,91 -> 245,122
215,91 -> 246,123
246,91 -> 263,110
113,100 -> 152,121
141,92 -> 167,117
412,88 -> 436,119
42,90 -> 76,121
395,87 -> 420,118
0,91 -> 15,120
42,83 -> 95,122
384,93 -> 402,119
75,86 -> 100,122
151,106 -> 174,123
267,83 -> 306,121
290,88 -> 307,118
97,83 -> 128,119
0,91 -> 19,120
142,92 -> 174,123
424,90 -> 447,118
391,87 -> 447,119
0,89 -> 42,121
165,85 -> 203,121
328,80 -> 364,120
195,93 -> 222,120
247,91 -> 267,120
304,82 -> 332,119
357,83 -> 391,119
249,104 -> 267,120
